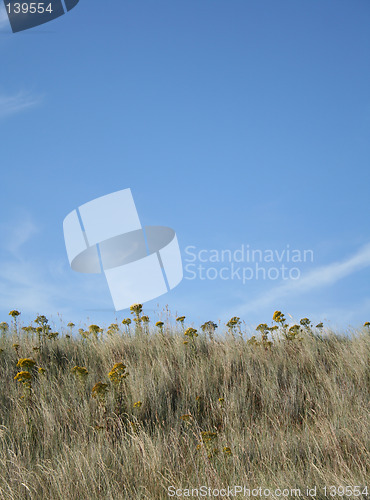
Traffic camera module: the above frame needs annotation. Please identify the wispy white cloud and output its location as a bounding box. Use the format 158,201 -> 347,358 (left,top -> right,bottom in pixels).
0,213 -> 111,325
311,296 -> 370,330
0,91 -> 40,119
2,215 -> 40,255
234,243 -> 370,317
0,253 -> 110,326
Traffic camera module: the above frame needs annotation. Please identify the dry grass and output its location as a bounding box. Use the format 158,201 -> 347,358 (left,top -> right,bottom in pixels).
0,315 -> 369,499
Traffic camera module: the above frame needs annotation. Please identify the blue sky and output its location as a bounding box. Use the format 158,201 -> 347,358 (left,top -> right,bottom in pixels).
0,0 -> 369,332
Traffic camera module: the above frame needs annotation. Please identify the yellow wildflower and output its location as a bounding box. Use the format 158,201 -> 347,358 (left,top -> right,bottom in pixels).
201,431 -> 218,443
71,366 -> 89,382
226,317 -> 241,328
108,362 -> 129,385
92,382 -> 109,405
9,310 -> 21,318
17,358 -> 36,371
273,310 -> 282,321
130,304 -> 143,315
14,371 -> 31,382
0,322 -> 9,332
184,327 -> 198,339
89,325 -> 102,338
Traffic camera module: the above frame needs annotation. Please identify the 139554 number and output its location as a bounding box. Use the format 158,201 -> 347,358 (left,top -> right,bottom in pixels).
6,3 -> 53,14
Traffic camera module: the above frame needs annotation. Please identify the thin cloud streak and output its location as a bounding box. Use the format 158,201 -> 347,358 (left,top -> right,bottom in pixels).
235,243 -> 370,316
314,296 -> 370,329
7,218 -> 39,255
0,214 -> 109,322
0,213 -> 40,257
0,255 -> 110,322
0,91 -> 40,118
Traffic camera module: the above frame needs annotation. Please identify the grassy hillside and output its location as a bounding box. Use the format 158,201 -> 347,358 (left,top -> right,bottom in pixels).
0,309 -> 369,499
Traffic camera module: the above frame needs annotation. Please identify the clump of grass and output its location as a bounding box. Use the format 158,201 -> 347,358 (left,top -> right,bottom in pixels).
0,308 -> 368,499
